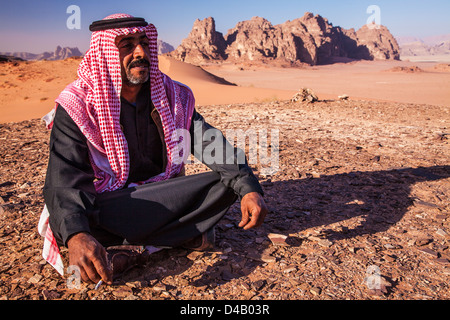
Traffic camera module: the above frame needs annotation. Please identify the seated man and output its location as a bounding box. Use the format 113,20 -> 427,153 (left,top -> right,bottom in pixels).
38,14 -> 268,285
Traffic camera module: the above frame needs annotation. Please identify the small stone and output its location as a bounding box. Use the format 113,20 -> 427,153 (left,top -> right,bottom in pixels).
308,235 -> 322,242
186,251 -> 203,260
298,283 -> 310,291
318,239 -> 333,248
19,182 -> 30,189
415,237 -> 433,246
125,281 -> 142,289
251,280 -> 266,291
414,200 -> 439,208
310,287 -> 321,296
28,274 -> 42,284
268,233 -> 288,246
436,229 -> 448,237
418,248 -> 439,259
311,171 -> 321,179
435,258 -> 449,265
283,265 -> 297,274
260,254 -> 277,263
241,282 -> 251,290
112,286 -> 133,298
152,283 -> 167,292
42,289 -> 60,300
247,251 -> 276,263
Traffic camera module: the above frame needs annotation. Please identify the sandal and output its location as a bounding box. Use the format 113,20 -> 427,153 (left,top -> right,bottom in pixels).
106,245 -> 151,280
182,227 -> 215,251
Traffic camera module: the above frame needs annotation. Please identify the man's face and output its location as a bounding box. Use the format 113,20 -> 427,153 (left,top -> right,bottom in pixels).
115,32 -> 151,86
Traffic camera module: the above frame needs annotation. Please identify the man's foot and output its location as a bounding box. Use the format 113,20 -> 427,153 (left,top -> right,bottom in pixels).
182,227 -> 215,251
106,246 -> 151,280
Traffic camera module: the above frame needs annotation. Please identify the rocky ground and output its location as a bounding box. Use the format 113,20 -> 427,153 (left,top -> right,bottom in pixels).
0,97 -> 448,301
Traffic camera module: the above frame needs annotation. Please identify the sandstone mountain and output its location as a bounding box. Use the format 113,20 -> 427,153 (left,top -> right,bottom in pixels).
170,12 -> 400,65
157,40 -> 175,55
170,17 -> 227,65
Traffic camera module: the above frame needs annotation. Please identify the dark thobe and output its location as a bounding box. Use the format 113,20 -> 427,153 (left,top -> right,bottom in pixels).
43,85 -> 263,248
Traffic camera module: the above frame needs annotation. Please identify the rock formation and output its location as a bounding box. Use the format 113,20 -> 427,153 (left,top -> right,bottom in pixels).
224,17 -> 284,62
350,24 -> 400,60
170,17 -> 227,65
171,12 -> 401,66
52,46 -> 83,60
157,40 -> 175,55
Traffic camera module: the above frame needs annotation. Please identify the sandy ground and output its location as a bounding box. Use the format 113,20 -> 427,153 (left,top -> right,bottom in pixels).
202,59 -> 450,107
1,56 -> 449,123
0,56 -> 295,123
0,98 -> 448,301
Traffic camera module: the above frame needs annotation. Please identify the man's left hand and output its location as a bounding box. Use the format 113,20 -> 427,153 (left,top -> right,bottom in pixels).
239,192 -> 268,230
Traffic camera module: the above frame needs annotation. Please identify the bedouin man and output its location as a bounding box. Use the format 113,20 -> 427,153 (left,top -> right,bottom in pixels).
38,13 -> 268,285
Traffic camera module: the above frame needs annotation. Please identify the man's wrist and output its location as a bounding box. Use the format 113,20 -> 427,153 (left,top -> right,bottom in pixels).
67,231 -> 90,248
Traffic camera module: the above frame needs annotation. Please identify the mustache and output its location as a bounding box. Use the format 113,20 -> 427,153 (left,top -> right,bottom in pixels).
127,58 -> 150,70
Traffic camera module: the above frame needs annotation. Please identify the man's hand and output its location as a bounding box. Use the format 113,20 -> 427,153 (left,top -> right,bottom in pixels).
239,192 -> 268,230
67,232 -> 113,285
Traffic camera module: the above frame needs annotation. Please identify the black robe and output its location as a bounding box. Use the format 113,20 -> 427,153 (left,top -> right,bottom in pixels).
43,87 -> 263,246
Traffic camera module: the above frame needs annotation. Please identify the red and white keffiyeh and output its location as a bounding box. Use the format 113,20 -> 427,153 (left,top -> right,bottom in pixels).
38,14 -> 195,276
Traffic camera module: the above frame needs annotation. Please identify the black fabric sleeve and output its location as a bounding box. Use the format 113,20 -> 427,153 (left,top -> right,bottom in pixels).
189,110 -> 264,200
43,106 -> 98,246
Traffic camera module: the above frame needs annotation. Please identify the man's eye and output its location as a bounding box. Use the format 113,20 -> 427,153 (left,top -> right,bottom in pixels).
119,43 -> 133,50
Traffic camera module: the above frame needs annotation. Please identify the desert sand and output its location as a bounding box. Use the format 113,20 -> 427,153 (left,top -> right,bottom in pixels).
1,95 -> 449,301
0,56 -> 297,123
202,59 -> 450,106
1,56 -> 449,123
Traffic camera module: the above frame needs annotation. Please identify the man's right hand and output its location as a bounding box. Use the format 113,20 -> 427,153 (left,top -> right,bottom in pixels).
67,232 -> 113,285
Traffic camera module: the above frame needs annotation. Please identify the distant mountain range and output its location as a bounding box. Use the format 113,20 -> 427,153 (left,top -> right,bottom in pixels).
170,13 -> 402,66
0,46 -> 83,61
157,40 -> 175,55
396,34 -> 450,57
0,40 -> 175,62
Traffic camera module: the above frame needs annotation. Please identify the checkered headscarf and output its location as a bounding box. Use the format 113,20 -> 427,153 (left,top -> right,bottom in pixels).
38,14 -> 195,275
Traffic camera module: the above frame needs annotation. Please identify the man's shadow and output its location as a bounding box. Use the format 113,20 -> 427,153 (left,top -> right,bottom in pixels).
188,165 -> 449,288
123,165 -> 449,291
262,165 -> 449,240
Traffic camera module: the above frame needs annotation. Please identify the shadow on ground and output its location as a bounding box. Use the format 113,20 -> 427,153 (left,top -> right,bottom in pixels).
121,165 -> 449,289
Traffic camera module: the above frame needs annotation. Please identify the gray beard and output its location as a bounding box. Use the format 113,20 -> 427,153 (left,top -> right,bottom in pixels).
125,69 -> 149,86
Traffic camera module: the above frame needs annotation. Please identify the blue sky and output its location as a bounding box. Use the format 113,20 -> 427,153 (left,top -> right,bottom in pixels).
1,0 -> 449,53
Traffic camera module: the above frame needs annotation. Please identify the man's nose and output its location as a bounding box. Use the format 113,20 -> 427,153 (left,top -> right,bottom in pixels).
133,44 -> 145,59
